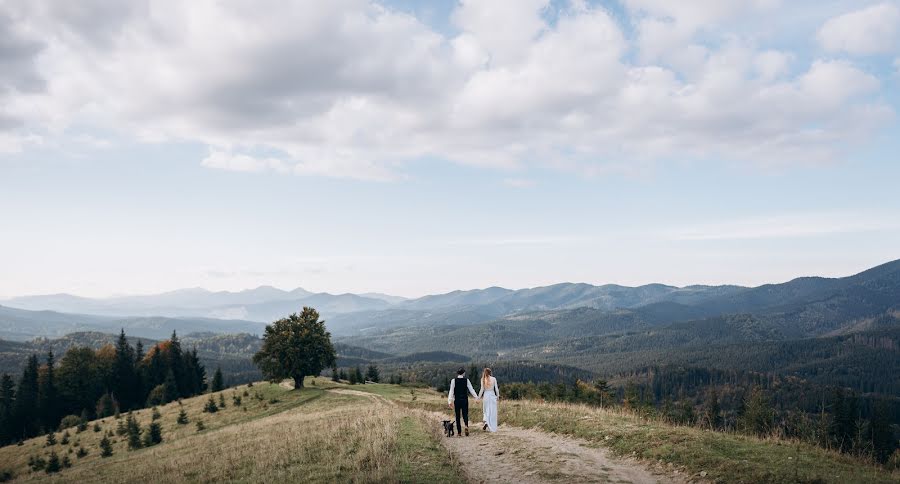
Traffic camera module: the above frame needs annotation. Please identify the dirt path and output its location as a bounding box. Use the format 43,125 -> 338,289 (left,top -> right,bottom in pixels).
437,418 -> 683,484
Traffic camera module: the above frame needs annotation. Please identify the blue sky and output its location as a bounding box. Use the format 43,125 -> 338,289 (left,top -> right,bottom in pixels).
1,0 -> 899,298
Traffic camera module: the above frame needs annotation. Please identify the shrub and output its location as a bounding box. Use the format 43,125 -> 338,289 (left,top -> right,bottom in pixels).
60,431 -> 70,445
45,433 -> 56,446
76,447 -> 88,458
93,423 -> 101,432
151,407 -> 161,421
218,394 -> 226,408
58,415 -> 82,431
27,455 -> 46,471
176,408 -> 189,425
62,455 -> 71,469
232,394 -> 242,406
195,420 -> 205,432
0,469 -> 13,482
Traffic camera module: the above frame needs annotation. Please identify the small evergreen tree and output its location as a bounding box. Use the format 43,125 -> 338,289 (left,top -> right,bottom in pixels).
76,446 -> 88,458
366,365 -> 380,383
77,410 -> 89,433
195,420 -> 205,431
176,408 -> 189,425
99,436 -> 113,457
331,365 -> 339,382
151,407 -> 161,421
93,423 -> 101,432
232,394 -> 242,407
143,422 -> 162,447
218,393 -> 226,409
60,431 -> 69,445
203,396 -> 218,413
62,455 -> 71,469
354,366 -> 364,385
211,367 -> 224,392
338,369 -> 347,381
125,413 -> 142,450
45,451 -> 61,474
116,418 -> 127,436
45,432 -> 56,446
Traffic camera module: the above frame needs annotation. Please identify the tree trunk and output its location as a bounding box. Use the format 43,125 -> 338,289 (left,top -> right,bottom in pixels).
293,375 -> 305,390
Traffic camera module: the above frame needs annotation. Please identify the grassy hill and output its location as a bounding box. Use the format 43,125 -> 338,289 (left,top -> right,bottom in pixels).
1,379 -> 894,483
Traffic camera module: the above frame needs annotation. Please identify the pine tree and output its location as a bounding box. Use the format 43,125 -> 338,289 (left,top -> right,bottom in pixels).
593,379 -> 611,408
195,420 -> 205,431
62,455 -> 71,468
0,373 -> 15,445
77,410 -> 88,433
16,355 -> 40,439
739,387 -> 774,436
45,432 -> 57,446
868,400 -> 893,464
163,370 -> 178,403
143,421 -> 162,447
218,393 -> 226,409
99,435 -> 113,457
339,369 -> 347,382
116,418 -> 127,436
37,351 -> 59,433
366,365 -> 380,383
151,407 -> 161,421
113,329 -> 137,410
176,408 -> 189,425
354,366 -> 364,385
76,446 -> 88,458
125,413 -> 142,450
60,431 -> 69,445
96,393 -> 118,418
45,451 -> 61,473
211,367 -> 224,392
203,396 -> 218,413
331,365 -> 339,382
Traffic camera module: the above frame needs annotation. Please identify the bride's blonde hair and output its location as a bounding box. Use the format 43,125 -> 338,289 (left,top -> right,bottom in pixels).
481,368 -> 492,390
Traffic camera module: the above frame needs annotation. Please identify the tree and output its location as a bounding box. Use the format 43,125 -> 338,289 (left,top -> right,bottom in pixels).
0,373 -> 15,444
252,307 -> 336,390
143,421 -> 162,446
593,379 -> 611,408
354,366 -> 364,385
96,393 -> 118,418
211,367 -> 224,392
126,413 -> 142,450
16,354 -> 40,438
331,365 -> 339,382
366,365 -> 380,383
203,396 -> 218,413
703,389 -> 722,430
176,408 -> 189,425
739,387 -> 774,436
45,451 -> 61,474
113,329 -> 138,409
869,400 -> 895,464
57,347 -> 101,421
99,435 -> 113,457
38,350 -> 59,431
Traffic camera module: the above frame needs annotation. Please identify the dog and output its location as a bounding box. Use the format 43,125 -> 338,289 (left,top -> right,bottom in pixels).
441,420 -> 455,437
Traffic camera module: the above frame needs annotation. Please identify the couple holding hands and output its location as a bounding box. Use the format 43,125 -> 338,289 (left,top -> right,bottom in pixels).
447,367 -> 499,437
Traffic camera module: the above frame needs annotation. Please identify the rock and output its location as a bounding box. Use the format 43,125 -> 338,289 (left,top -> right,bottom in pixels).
700,471 -> 707,477
494,450 -> 505,456
524,470 -> 537,476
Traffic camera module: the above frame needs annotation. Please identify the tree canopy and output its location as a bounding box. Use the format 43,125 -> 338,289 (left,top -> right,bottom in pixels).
252,307 -> 336,389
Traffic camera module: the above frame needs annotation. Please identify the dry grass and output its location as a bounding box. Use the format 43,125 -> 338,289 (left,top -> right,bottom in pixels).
0,379 -> 463,483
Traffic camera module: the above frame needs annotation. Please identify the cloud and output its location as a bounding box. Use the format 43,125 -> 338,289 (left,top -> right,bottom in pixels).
0,0 -> 895,179
817,3 -> 900,55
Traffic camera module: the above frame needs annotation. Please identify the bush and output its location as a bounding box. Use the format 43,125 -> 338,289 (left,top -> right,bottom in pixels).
27,455 -> 46,471
218,394 -> 226,408
58,415 -> 82,431
232,394 -> 242,406
76,447 -> 88,458
0,469 -> 13,482
151,407 -> 161,421
195,420 -> 205,431
62,455 -> 71,469
146,384 -> 168,406
93,423 -> 101,432
60,431 -> 70,445
45,433 -> 56,446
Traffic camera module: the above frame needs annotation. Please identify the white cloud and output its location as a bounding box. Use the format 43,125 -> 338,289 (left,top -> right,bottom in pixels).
818,3 -> 900,55
0,0 -> 894,179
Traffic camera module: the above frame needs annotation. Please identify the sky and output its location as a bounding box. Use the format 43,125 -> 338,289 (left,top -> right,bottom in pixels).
1,0 -> 899,299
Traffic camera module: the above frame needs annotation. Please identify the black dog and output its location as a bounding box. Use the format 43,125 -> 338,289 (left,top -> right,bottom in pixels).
442,420 -> 455,437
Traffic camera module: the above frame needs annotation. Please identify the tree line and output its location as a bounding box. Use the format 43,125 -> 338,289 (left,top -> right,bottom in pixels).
0,330 -> 209,445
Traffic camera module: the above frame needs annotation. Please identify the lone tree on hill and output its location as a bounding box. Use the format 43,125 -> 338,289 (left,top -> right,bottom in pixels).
253,307 -> 336,390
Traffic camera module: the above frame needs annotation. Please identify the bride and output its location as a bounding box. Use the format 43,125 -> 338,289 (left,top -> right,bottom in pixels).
477,368 -> 499,432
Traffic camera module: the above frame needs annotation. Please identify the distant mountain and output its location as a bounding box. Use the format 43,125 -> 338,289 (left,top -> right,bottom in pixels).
2,286 -> 396,321
0,304 -> 265,341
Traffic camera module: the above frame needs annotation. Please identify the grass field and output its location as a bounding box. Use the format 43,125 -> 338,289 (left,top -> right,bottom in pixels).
0,379 -> 462,483
345,382 -> 899,484
0,379 -> 895,483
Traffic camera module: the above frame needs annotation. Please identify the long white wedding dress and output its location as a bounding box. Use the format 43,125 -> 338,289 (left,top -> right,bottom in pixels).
478,376 -> 499,432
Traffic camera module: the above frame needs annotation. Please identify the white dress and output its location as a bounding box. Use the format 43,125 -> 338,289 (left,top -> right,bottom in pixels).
478,376 -> 499,432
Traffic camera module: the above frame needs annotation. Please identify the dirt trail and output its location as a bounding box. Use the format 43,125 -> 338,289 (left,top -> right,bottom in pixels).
435,416 -> 683,484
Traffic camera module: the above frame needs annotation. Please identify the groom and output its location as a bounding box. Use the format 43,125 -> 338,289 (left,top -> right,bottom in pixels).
447,367 -> 478,437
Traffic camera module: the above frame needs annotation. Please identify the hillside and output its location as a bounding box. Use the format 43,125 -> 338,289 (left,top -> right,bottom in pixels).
0,378 -> 894,483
